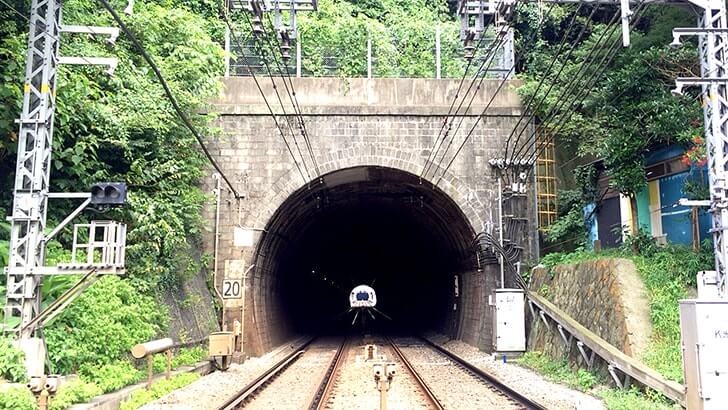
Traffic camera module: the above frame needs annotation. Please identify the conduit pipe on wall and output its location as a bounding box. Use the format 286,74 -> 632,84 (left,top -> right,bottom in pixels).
212,173 -> 226,329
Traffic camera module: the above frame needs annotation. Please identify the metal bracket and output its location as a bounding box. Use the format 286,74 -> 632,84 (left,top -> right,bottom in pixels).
577,341 -> 596,369
557,324 -> 572,347
672,77 -> 728,96
671,27 -> 728,48
61,25 -> 119,44
539,310 -> 550,330
45,196 -> 91,242
59,57 -> 118,75
608,364 -> 631,389
527,299 -> 536,318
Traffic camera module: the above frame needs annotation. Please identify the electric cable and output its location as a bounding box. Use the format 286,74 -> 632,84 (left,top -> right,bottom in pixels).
504,2 -> 595,165
509,7 -> 624,165
515,4 -> 649,170
221,7 -> 308,182
241,11 -> 312,181
420,12 -> 499,179
424,15 -> 520,180
97,0 -> 243,198
261,13 -> 321,177
429,3 -> 557,184
503,1 -> 588,165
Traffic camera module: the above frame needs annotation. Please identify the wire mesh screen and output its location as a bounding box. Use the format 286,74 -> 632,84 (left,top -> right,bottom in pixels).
227,25 -> 512,79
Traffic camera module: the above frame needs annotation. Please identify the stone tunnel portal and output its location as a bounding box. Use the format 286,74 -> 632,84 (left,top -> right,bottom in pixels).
252,166 -> 479,343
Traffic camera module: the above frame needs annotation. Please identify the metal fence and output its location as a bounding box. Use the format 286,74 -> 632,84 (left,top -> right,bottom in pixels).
225,25 -> 513,79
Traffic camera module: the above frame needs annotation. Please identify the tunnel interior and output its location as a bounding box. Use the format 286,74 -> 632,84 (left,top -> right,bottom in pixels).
254,166 -> 478,340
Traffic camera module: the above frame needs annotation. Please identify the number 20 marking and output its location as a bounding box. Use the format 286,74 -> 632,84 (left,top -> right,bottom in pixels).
223,280 -> 241,298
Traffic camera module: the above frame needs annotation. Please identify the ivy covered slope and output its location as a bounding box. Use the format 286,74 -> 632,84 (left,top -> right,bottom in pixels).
0,0 -> 223,377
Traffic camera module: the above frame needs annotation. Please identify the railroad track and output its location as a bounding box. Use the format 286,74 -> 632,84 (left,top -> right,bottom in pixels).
388,337 -> 547,410
217,337 -> 348,410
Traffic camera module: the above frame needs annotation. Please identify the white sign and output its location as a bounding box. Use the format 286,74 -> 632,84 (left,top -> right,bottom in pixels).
234,227 -> 255,247
222,279 -> 242,299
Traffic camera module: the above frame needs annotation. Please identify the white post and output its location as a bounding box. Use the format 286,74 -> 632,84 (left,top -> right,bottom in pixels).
224,26 -> 231,78
435,24 -> 441,79
367,34 -> 372,79
498,177 -> 504,288
296,33 -> 301,78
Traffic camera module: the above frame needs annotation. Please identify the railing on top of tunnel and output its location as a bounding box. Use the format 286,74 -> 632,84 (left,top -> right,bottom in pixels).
224,24 -> 512,79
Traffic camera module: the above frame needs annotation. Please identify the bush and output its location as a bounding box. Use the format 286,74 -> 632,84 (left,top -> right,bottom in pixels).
44,276 -> 168,374
0,336 -> 27,383
48,380 -> 102,410
79,361 -> 143,393
0,386 -> 37,410
598,387 -> 671,410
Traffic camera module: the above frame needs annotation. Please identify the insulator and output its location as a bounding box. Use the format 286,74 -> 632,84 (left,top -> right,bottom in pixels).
252,15 -> 264,36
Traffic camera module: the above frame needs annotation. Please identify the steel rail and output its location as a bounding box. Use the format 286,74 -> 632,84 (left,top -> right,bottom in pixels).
418,337 -> 548,410
312,337 -> 349,409
386,337 -> 444,410
217,337 -> 317,410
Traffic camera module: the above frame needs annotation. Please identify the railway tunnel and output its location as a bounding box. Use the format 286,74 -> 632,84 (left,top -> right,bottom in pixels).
208,77 -> 529,356
249,166 -> 483,347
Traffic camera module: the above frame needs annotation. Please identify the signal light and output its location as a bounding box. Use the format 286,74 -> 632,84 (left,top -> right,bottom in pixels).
90,182 -> 127,206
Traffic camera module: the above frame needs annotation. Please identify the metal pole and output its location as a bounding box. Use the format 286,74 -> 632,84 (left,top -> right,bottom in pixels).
367,34 -> 372,79
498,177 -> 504,288
5,0 -> 61,374
296,33 -> 301,78
224,25 -> 231,77
435,24 -> 441,79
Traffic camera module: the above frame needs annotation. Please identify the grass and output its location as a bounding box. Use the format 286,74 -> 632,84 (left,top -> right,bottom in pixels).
517,351 -> 673,410
119,373 -> 200,410
535,243 -> 711,383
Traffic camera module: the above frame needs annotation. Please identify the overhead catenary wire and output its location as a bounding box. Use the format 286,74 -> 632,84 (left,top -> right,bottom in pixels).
240,11 -> 312,181
221,7 -> 308,183
97,0 -> 243,198
514,4 -> 650,170
420,12 -> 499,180
504,2 -> 595,165
260,13 -> 321,177
423,13 -> 522,181
428,2 -> 557,185
504,1 -> 588,165
508,7 -> 624,166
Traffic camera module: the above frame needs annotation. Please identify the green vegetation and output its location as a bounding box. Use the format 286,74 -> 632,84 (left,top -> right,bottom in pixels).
48,380 -> 103,410
518,351 -> 672,410
0,387 -> 37,410
517,351 -> 599,392
0,336 -> 27,383
119,373 -> 200,410
538,241 -> 711,383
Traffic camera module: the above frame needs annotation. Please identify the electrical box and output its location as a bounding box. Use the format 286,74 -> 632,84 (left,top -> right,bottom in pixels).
494,288 -> 525,352
209,331 -> 234,357
679,299 -> 728,410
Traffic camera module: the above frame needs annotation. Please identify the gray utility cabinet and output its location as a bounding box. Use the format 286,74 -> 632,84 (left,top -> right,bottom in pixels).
679,300 -> 728,410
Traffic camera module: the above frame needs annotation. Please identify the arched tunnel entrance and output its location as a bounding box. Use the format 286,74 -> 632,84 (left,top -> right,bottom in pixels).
251,166 -> 482,347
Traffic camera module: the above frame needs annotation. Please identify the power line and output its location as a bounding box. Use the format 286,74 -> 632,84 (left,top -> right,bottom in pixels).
97,0 -> 243,198
504,2 -> 594,164
423,20 -> 517,180
515,4 -> 650,171
261,13 -> 320,177
222,10 -> 308,182
429,3 -> 557,184
241,11 -> 312,181
0,0 -> 29,21
420,13 -> 499,179
509,7 -> 623,165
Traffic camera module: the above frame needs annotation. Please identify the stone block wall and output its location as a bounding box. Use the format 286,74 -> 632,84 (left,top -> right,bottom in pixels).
198,77 -> 535,355
527,258 -> 652,374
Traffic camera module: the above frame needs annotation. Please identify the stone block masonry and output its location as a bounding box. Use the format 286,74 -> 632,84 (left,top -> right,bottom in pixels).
200,77 -> 534,356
